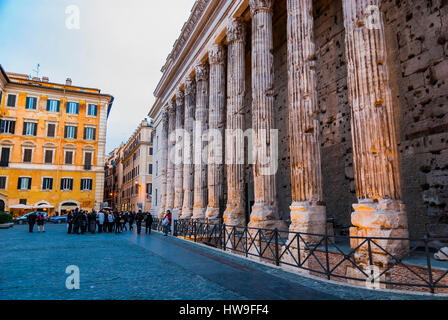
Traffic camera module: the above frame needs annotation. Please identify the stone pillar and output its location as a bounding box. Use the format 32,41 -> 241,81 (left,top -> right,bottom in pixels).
287,0 -> 326,240
192,63 -> 209,220
166,100 -> 176,213
342,0 -> 409,267
173,89 -> 185,216
181,77 -> 196,220
223,18 -> 247,227
206,44 -> 226,224
158,109 -> 169,219
249,0 -> 287,231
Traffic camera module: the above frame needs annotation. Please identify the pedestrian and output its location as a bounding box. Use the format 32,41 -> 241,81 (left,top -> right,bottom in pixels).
122,212 -> 128,232
27,211 -> 37,233
36,212 -> 46,232
89,210 -> 97,234
129,211 -> 135,231
114,211 -> 121,234
162,210 -> 172,236
81,211 -> 88,234
108,212 -> 115,233
136,210 -> 144,234
97,210 -> 105,233
145,213 -> 153,235
67,211 -> 73,234
73,209 -> 80,234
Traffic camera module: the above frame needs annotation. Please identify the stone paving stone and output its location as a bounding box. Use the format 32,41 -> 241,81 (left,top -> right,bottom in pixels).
0,225 -> 444,300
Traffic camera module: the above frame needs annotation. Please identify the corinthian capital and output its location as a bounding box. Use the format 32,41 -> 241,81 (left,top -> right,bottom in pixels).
184,77 -> 196,96
162,109 -> 169,124
175,89 -> 185,105
249,0 -> 274,15
227,18 -> 246,43
195,63 -> 209,82
208,44 -> 226,65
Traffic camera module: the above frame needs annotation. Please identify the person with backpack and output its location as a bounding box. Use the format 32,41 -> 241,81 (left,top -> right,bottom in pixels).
36,212 -> 46,233
162,210 -> 172,236
136,211 -> 144,234
145,213 -> 153,235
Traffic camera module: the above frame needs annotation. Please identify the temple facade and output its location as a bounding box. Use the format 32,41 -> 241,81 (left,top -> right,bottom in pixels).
149,0 -> 448,250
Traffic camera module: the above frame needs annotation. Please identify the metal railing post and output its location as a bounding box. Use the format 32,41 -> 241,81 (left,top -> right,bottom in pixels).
325,224 -> 330,280
194,221 -> 197,243
424,234 -> 435,294
274,228 -> 280,266
222,224 -> 226,251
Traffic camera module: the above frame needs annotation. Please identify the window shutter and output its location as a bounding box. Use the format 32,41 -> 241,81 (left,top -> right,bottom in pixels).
28,178 -> 32,189
46,99 -> 50,111
64,126 -> 68,138
74,127 -> 77,139
26,97 -> 30,109
49,179 -> 53,190
60,179 -> 64,190
11,121 -> 15,134
83,127 -> 87,140
0,120 -> 4,133
93,128 -> 96,140
56,101 -> 60,112
17,178 -> 21,190
23,122 -> 27,135
70,179 -> 73,190
33,123 -> 37,136
33,98 -> 37,109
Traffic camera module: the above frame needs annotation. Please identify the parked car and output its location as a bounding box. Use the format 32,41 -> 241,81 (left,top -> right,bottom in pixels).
14,212 -> 48,225
49,215 -> 68,224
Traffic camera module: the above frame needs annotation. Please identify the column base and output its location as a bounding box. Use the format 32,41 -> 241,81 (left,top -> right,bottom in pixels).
248,204 -> 288,231
350,199 -> 410,268
289,202 -> 326,245
192,206 -> 206,221
223,205 -> 246,227
180,207 -> 193,220
205,206 -> 221,225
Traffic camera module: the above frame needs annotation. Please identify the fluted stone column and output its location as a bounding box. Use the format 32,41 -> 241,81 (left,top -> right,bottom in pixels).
173,89 -> 185,216
224,18 -> 247,227
206,44 -> 226,224
181,77 -> 196,220
192,64 -> 209,220
249,0 -> 287,231
166,100 -> 176,213
342,0 -> 409,268
287,0 -> 326,240
158,109 -> 169,219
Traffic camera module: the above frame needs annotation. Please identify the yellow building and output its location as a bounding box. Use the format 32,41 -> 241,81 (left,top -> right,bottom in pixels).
0,65 -> 113,216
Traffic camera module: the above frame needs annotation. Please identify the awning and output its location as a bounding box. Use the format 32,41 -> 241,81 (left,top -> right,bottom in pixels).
9,204 -> 33,209
34,204 -> 55,209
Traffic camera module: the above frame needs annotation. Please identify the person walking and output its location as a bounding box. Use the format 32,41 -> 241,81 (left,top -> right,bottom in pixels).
27,211 -> 37,233
145,213 -> 153,235
136,210 -> 144,234
129,211 -> 135,231
73,209 -> 80,234
122,212 -> 128,232
162,210 -> 172,237
114,212 -> 121,234
67,211 -> 73,234
97,210 -> 105,233
36,212 -> 46,233
108,212 -> 115,233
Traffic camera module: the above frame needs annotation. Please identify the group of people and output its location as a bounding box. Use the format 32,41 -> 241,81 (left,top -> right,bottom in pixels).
67,209 -> 155,235
26,211 -> 46,233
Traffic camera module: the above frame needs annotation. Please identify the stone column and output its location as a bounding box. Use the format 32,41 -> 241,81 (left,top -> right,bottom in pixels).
206,44 -> 226,224
166,100 -> 176,213
192,63 -> 209,220
342,0 -> 409,267
158,109 -> 169,219
223,18 -> 247,227
249,0 -> 287,231
181,77 -> 196,219
287,0 -> 326,239
173,89 -> 185,217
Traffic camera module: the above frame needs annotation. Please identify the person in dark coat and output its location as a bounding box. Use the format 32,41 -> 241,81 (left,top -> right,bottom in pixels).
67,211 -> 73,234
27,212 -> 37,233
136,211 -> 144,234
122,212 -> 128,232
89,210 -> 97,234
36,212 -> 46,232
114,212 -> 121,234
80,211 -> 88,234
129,212 -> 135,231
145,213 -> 153,235
73,209 -> 80,234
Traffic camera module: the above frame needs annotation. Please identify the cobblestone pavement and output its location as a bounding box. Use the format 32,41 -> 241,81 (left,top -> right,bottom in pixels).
0,225 -> 444,300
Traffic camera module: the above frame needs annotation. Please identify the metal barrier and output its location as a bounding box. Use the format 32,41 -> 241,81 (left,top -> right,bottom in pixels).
152,218 -> 448,294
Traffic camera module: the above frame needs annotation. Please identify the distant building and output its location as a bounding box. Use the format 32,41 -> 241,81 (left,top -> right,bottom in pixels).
0,65 -> 113,216
104,145 -> 123,210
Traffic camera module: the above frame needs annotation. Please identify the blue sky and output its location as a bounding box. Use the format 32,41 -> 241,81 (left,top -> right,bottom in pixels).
0,0 -> 195,153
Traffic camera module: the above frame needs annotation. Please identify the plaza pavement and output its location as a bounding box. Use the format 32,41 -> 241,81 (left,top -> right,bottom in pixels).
0,224 -> 443,300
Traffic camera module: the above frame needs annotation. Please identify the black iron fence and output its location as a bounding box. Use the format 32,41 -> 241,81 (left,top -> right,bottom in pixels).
151,218 -> 448,294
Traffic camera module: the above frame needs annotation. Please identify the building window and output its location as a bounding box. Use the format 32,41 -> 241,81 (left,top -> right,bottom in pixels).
0,176 -> 7,190
0,119 -> 16,134
42,178 -> 53,191
47,99 -> 60,112
81,178 -> 93,191
155,161 -> 158,176
26,97 -> 37,110
18,177 -> 32,191
7,94 -> 16,107
23,148 -> 33,163
84,151 -> 93,170
64,125 -> 77,139
148,164 -> 153,174
64,150 -> 74,165
60,178 -> 73,191
87,104 -> 98,117
0,147 -> 10,167
23,121 -> 38,136
46,122 -> 57,138
149,147 -> 153,156
66,102 -> 79,115
44,149 -> 54,164
146,183 -> 152,195
155,189 -> 158,206
83,127 -> 96,141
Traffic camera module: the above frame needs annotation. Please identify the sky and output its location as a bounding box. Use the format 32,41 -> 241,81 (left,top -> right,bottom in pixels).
0,0 -> 196,153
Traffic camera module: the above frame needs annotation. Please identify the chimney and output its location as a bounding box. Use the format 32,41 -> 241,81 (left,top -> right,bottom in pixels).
66,78 -> 72,86
42,76 -> 49,83
32,77 -> 40,82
